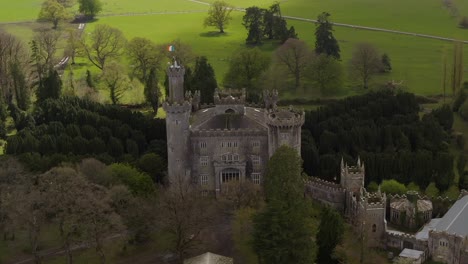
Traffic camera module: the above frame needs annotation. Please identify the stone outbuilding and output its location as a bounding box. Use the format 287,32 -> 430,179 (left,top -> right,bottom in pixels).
390,191 -> 432,229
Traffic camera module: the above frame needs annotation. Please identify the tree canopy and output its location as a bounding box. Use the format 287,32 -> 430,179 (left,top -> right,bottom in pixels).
253,146 -> 314,264
315,12 -> 340,59
204,1 -> 233,33
38,0 -> 71,29
78,0 -> 102,18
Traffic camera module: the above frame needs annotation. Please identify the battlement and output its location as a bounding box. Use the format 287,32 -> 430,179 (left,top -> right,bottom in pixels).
166,62 -> 185,76
305,177 -> 346,193
191,128 -> 266,137
386,231 -> 416,240
366,201 -> 386,209
214,88 -> 246,105
387,193 -> 453,202
163,101 -> 191,113
265,107 -> 305,128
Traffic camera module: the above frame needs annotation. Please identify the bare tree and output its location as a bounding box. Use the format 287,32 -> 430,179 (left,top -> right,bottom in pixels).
157,175 -> 215,260
101,61 -> 131,104
221,180 -> 262,209
81,24 -> 127,70
34,29 -> 61,69
0,32 -> 29,104
81,184 -> 124,264
0,158 -> 28,241
274,38 -> 314,91
3,177 -> 46,264
127,37 -> 164,82
0,159 -> 45,264
39,166 -> 123,264
349,42 -> 382,89
203,1 -> 233,33
65,29 -> 83,65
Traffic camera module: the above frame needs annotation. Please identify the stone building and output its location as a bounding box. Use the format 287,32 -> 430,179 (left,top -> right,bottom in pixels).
389,191 -> 433,229
428,195 -> 468,264
306,158 -> 387,247
163,60 -> 304,195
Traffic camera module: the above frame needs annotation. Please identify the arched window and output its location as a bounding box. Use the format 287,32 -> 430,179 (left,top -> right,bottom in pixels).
372,224 -> 376,233
225,109 -> 235,114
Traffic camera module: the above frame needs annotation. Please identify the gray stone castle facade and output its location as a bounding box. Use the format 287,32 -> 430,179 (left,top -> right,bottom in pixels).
163,61 -> 304,195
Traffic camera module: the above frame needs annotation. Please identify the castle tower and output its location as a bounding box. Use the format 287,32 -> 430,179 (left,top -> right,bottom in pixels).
263,89 -> 278,110
163,60 -> 191,183
265,106 -> 304,157
167,60 -> 186,103
340,157 -> 365,193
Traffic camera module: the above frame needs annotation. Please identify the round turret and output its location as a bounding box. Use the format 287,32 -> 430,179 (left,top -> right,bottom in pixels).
265,107 -> 304,157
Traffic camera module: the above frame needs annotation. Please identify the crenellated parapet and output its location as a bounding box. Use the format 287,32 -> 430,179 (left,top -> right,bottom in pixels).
214,88 -> 246,105
305,177 -> 346,194
263,89 -> 279,110
265,107 -> 305,128
191,128 -> 266,137
163,101 -> 192,113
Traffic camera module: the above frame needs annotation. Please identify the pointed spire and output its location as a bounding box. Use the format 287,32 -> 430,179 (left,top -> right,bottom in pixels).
357,156 -> 361,167
341,157 -> 344,168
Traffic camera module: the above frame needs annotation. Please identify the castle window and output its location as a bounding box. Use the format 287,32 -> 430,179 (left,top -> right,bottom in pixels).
252,140 -> 260,148
280,133 -> 289,145
221,168 -> 240,183
372,224 -> 376,233
200,141 -> 207,149
252,173 -> 261,184
200,156 -> 209,166
174,120 -> 180,125
200,174 -> 208,185
233,154 -> 239,161
252,156 -> 261,166
201,190 -> 209,197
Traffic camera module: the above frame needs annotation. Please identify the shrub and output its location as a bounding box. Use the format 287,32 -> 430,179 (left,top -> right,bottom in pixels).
108,163 -> 154,196
459,16 -> 468,29
381,179 -> 407,195
459,99 -> 468,121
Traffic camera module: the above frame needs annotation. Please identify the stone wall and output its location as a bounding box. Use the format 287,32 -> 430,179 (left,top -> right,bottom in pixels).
305,177 -> 346,212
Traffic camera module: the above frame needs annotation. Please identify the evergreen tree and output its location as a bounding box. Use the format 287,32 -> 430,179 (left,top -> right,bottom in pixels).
86,69 -> 95,89
253,146 -> 314,264
316,207 -> 344,264
145,68 -> 160,114
192,56 -> 217,104
243,6 -> 265,45
315,12 -> 340,59
184,67 -> 194,93
37,69 -> 62,103
10,61 -> 31,111
381,53 -> 392,72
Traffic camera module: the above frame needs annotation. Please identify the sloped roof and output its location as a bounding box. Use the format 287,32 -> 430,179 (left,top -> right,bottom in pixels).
184,252 -> 233,264
434,195 -> 468,237
399,248 -> 424,260
390,198 -> 432,212
191,107 -> 267,131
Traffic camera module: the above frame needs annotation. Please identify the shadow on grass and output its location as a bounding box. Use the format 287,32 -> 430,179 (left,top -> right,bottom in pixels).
199,31 -> 230,37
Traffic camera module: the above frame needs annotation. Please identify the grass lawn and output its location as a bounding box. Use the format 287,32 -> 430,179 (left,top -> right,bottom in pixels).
84,11 -> 468,97
0,0 -> 43,22
3,0 -> 468,101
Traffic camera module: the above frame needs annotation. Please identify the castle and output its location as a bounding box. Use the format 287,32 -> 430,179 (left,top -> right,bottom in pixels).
163,61 -> 468,264
163,60 -> 304,195
306,158 -> 468,264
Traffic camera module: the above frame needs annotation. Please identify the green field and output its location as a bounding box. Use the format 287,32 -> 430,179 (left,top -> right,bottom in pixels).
85,10 -> 468,96
2,0 -> 468,98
